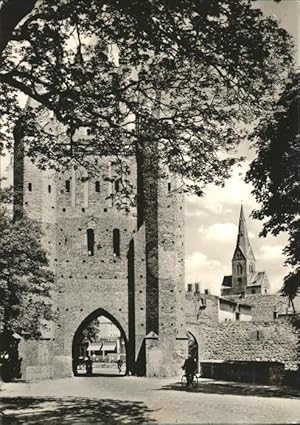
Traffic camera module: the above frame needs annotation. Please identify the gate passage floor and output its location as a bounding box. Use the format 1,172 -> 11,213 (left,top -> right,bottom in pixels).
1,376 -> 299,424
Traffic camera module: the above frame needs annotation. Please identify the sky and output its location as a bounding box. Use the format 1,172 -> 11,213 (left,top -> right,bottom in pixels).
185,0 -> 300,295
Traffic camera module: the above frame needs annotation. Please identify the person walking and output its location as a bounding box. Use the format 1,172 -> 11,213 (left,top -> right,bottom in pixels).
182,354 -> 196,387
85,356 -> 93,376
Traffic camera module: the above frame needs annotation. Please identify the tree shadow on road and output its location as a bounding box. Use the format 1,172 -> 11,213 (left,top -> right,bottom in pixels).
158,380 -> 300,399
0,396 -> 157,424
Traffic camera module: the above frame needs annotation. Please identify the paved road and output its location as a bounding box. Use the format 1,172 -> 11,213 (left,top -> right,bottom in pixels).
1,376 -> 299,424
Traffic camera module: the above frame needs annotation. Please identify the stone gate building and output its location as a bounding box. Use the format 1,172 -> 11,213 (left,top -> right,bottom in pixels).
13,110 -> 188,380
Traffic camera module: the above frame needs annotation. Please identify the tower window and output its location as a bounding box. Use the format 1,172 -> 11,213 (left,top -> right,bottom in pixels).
48,185 -> 51,193
249,263 -> 254,273
168,182 -> 171,192
237,264 -> 242,274
28,183 -> 32,192
114,179 -> 120,193
65,180 -> 70,192
95,181 -> 100,193
113,228 -> 120,256
87,228 -> 95,256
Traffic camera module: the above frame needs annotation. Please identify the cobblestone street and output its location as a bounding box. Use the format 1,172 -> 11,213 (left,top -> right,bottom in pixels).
1,376 -> 299,424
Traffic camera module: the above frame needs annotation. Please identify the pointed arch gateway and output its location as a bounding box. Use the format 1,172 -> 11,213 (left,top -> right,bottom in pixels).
72,308 -> 129,376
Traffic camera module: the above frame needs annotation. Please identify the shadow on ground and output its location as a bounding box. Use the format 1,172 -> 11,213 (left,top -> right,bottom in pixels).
76,373 -> 125,378
159,380 -> 300,399
0,397 -> 157,424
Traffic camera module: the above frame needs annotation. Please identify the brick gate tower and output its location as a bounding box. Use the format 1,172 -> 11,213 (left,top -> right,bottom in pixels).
14,107 -> 188,379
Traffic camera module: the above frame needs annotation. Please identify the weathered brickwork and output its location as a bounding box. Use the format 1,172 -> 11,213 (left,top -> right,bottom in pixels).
185,293 -> 299,370
18,127 -> 187,379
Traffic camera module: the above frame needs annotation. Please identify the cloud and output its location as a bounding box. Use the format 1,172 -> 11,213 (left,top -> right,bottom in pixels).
185,162 -> 259,217
198,222 -> 237,242
257,244 -> 285,261
185,251 -> 225,295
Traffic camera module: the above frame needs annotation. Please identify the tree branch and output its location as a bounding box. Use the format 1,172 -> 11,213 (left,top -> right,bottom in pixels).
0,0 -> 38,56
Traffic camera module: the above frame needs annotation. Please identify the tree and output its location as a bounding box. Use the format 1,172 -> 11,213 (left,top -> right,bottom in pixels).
81,319 -> 100,343
246,72 -> 299,310
0,0 -> 294,201
0,206 -> 54,339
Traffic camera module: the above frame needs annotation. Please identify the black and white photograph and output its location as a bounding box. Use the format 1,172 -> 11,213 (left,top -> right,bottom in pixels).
0,0 -> 299,423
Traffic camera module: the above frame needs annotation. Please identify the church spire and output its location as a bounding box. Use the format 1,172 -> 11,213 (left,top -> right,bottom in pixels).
235,204 -> 253,259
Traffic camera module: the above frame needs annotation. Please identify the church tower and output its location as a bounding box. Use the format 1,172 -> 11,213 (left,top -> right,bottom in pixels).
231,205 -> 256,293
221,205 -> 270,296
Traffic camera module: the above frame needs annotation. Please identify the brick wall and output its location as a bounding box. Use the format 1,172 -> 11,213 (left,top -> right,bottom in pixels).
188,318 -> 299,369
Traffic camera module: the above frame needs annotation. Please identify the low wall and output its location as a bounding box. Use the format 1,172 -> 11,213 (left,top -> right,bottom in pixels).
188,318 -> 299,370
201,361 -> 285,385
19,339 -> 54,381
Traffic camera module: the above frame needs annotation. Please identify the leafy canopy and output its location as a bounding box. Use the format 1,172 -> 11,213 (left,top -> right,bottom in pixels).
0,207 -> 54,337
0,0 -> 294,196
246,72 -> 299,306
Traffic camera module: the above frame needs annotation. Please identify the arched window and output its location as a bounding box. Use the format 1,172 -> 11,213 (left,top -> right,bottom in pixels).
87,229 -> 95,256
113,228 -> 120,256
65,180 -> 70,192
237,263 -> 242,274
249,263 -> 254,273
95,181 -> 100,193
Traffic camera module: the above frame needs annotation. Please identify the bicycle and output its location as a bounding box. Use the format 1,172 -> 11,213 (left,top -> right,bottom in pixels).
181,373 -> 198,388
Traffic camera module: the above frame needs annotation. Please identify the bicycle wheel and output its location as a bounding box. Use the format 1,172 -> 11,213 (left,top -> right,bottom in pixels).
192,374 -> 198,388
181,374 -> 187,387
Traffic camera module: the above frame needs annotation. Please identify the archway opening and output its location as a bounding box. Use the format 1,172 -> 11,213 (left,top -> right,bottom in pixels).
72,309 -> 128,377
187,331 -> 199,373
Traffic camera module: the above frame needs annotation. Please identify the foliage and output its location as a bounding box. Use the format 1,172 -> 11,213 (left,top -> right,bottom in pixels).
0,0 -> 294,198
246,72 -> 299,306
0,207 -> 54,337
81,319 -> 100,343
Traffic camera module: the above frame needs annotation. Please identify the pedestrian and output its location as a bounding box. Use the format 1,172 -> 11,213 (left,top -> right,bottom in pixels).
117,359 -> 123,373
182,354 -> 196,387
85,356 -> 93,376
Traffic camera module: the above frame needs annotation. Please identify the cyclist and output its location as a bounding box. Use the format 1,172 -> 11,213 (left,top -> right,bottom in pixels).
182,354 -> 196,387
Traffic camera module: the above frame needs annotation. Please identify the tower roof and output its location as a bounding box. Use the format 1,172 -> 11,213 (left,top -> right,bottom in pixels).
234,204 -> 255,260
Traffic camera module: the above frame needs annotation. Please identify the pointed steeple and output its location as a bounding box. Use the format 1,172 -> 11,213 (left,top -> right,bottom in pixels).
236,204 -> 251,257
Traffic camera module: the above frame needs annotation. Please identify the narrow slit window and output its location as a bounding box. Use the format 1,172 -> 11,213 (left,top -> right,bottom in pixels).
114,179 -> 120,193
95,181 -> 100,193
65,180 -> 70,192
113,228 -> 120,256
87,228 -> 95,256
28,183 -> 32,192
48,185 -> 51,193
168,182 -> 171,192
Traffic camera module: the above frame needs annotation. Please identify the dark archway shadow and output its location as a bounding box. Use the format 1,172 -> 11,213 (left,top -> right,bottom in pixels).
72,308 -> 129,377
0,397 -> 157,424
158,379 -> 300,399
76,372 -> 126,378
187,331 -> 199,373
